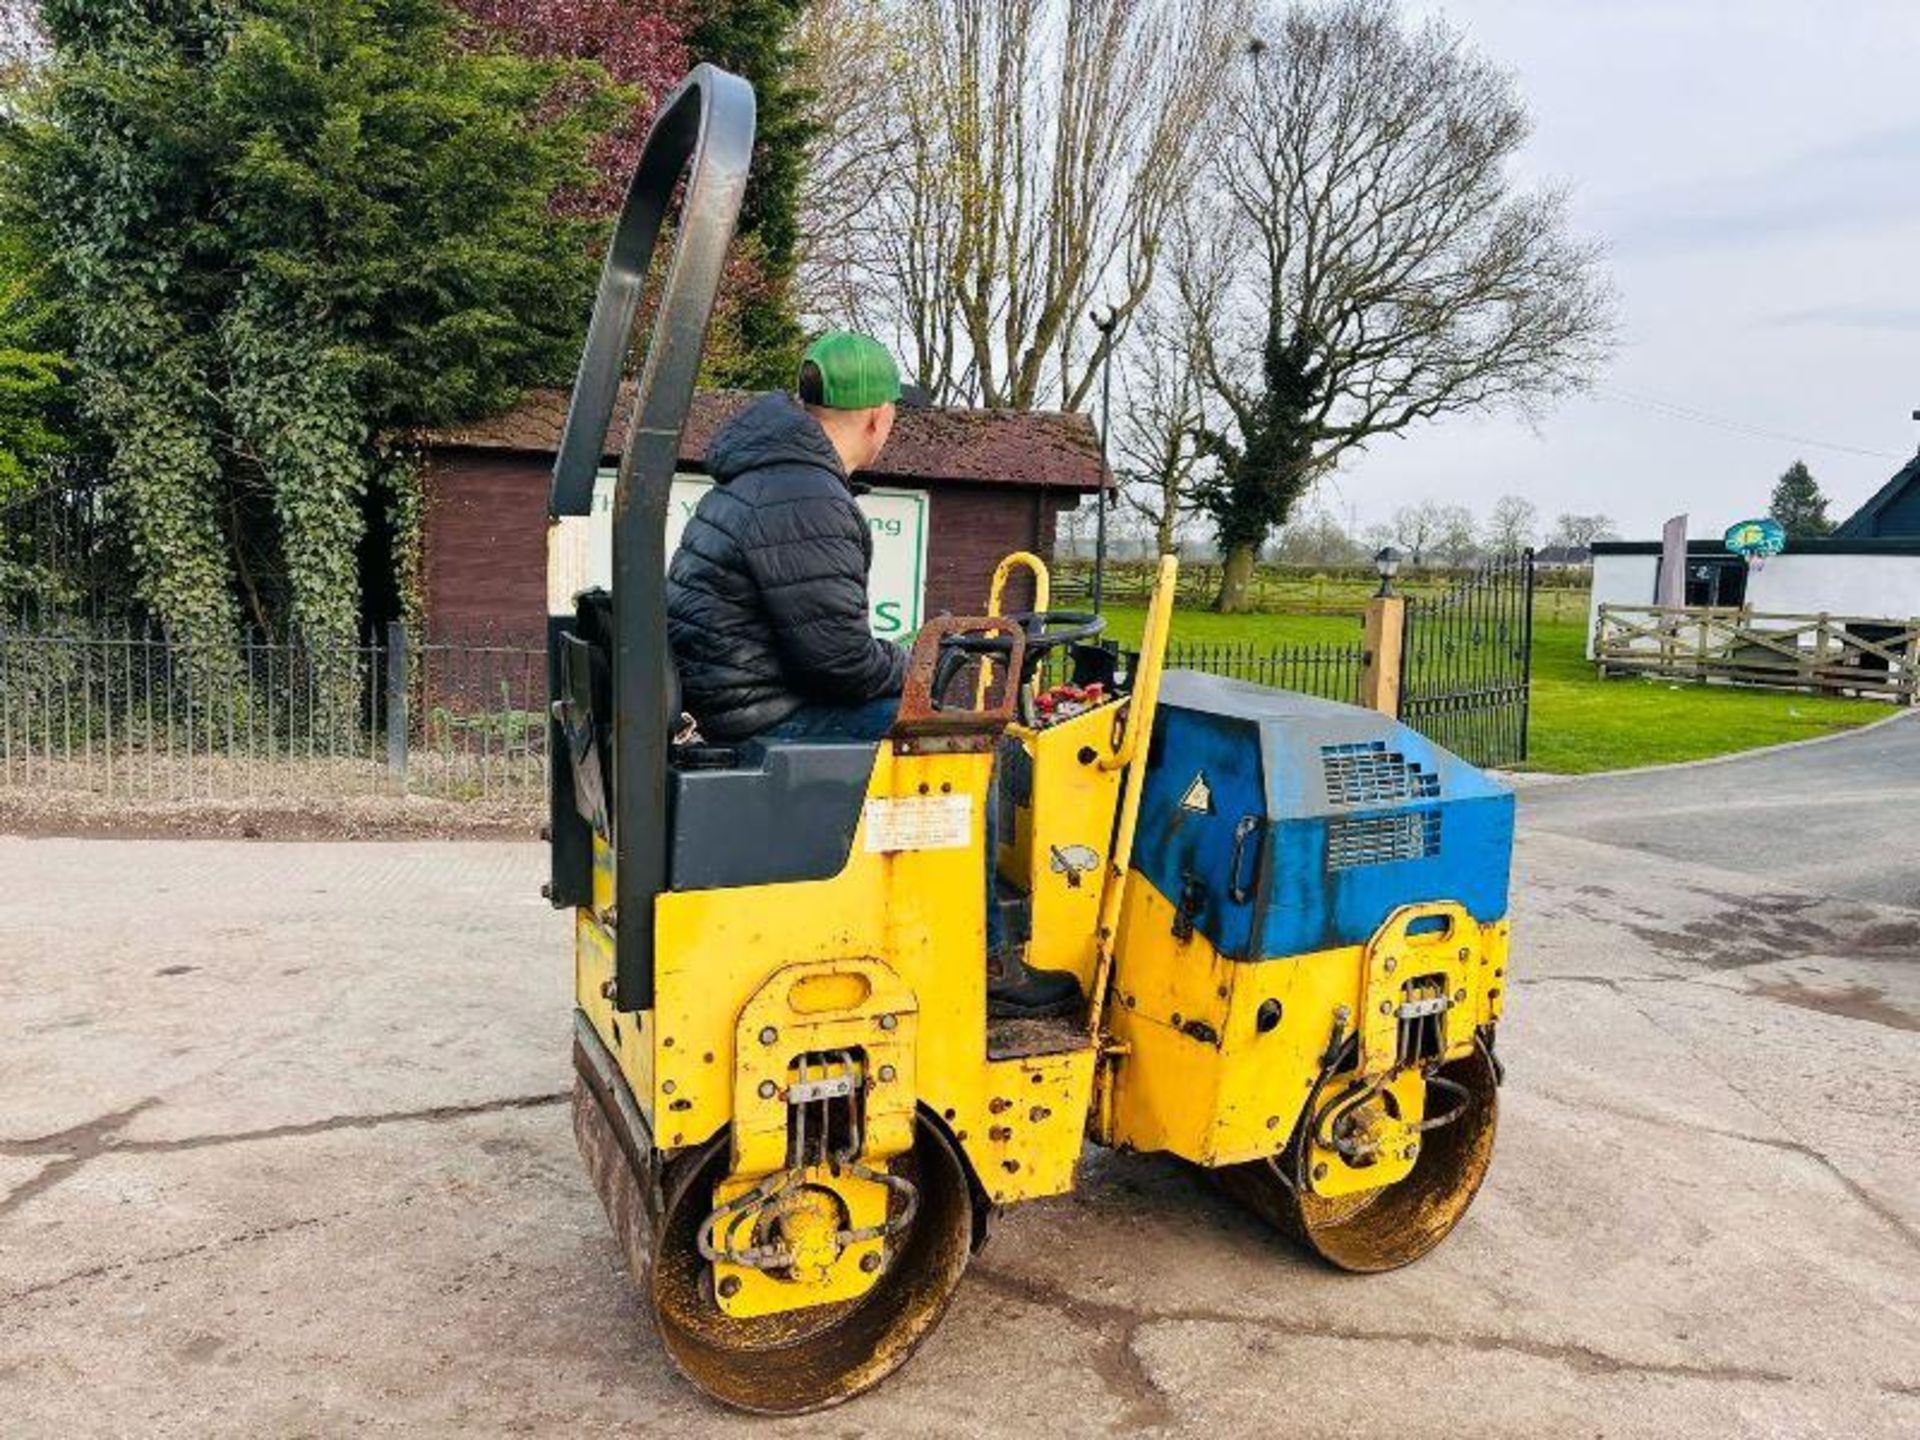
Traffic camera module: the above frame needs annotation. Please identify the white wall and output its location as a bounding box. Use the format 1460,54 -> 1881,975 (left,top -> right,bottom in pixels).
1747,554 -> 1920,619
1586,552 -> 1659,656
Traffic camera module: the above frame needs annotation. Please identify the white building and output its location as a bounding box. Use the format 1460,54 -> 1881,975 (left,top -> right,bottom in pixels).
1587,456 -> 1920,656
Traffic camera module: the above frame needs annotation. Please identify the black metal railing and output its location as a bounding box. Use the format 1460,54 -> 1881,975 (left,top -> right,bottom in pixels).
1399,549 -> 1535,768
1162,639 -> 1366,702
0,618 -> 547,803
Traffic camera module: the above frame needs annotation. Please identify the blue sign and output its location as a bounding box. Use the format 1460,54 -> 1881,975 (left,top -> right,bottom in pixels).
1723,517 -> 1786,558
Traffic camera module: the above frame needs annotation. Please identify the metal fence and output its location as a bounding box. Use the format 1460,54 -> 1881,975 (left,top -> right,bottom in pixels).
0,619 -> 547,803
1160,638 -> 1365,702
1,619 -> 1372,807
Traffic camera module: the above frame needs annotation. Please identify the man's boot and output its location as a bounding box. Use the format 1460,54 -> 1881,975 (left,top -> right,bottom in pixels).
986,945 -> 1083,1020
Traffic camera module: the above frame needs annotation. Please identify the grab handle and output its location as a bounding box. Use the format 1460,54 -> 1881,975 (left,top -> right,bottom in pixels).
1228,815 -> 1266,904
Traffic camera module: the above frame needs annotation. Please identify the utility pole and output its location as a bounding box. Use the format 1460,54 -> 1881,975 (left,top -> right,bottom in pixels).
1091,307 -> 1119,614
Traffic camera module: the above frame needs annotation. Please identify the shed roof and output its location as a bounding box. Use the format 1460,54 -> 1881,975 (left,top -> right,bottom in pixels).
418,386 -> 1109,493
1835,454 -> 1920,539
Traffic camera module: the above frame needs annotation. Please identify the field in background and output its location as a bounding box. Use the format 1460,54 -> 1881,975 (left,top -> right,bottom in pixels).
1050,558 -> 1591,626
1095,601 -> 1888,774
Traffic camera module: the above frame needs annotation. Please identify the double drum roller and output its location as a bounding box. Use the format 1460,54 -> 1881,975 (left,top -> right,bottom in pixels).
544,66 -> 1517,1413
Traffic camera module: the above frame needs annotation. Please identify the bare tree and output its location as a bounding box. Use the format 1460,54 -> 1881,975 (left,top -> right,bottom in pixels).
1,1 -> 46,101
1384,500 -> 1444,566
1186,0 -> 1613,609
1431,503 -> 1481,567
1483,494 -> 1539,555
794,0 -> 912,328
1112,269 -> 1216,555
1270,501 -> 1366,566
1548,512 -> 1616,550
1053,494 -> 1093,561
801,0 -> 1246,409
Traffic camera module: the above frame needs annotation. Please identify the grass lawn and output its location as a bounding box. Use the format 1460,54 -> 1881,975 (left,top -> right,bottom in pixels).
1092,603 -> 1889,775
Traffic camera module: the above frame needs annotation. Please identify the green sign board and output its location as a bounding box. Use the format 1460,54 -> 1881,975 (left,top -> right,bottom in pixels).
590,471 -> 930,639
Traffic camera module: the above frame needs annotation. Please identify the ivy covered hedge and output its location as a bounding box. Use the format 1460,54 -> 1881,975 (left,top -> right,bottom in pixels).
4,0 -> 817,647
3,0 -> 627,649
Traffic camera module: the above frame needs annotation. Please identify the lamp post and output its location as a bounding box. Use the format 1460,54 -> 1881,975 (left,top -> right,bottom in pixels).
1373,546 -> 1403,597
1091,306 -> 1119,614
1362,547 -> 1408,717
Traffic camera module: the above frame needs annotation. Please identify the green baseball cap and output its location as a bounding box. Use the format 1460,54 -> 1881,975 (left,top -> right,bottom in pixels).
798,331 -> 904,410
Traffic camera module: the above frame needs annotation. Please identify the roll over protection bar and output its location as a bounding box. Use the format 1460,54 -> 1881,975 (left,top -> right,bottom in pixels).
547,66 -> 757,1011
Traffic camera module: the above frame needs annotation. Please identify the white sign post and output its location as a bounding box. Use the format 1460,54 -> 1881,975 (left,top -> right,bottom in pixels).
589,470 -> 930,640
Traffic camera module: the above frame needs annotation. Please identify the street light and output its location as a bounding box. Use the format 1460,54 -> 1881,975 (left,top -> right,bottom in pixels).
1090,306 -> 1119,614
1373,546 -> 1402,597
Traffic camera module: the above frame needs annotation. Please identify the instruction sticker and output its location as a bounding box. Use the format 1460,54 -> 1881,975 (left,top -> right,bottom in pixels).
864,794 -> 974,853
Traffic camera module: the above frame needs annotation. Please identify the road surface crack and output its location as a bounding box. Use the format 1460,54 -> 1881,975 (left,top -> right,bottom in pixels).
1543,982 -> 1920,1259
0,1091 -> 566,1221
2,1213 -> 334,1304
970,1262 -> 1851,1402
970,1266 -> 1175,1430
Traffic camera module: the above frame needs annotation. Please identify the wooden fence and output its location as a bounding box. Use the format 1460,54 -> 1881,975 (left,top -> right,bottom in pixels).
1595,605 -> 1920,702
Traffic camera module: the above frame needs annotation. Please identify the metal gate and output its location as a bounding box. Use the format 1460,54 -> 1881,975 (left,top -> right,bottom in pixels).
1399,549 -> 1534,768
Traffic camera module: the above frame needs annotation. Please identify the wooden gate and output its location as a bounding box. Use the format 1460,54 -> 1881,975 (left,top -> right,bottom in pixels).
1399,550 -> 1535,768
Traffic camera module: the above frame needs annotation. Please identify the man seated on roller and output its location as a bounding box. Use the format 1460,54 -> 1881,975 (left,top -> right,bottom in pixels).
666,331 -> 1079,1019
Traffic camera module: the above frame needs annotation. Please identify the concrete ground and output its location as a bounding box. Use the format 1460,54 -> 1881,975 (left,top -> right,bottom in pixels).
3,718 -> 1917,1438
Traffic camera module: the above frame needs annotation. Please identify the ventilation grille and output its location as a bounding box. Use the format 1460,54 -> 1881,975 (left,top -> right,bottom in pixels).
1327,811 -> 1442,869
1321,740 -> 1440,807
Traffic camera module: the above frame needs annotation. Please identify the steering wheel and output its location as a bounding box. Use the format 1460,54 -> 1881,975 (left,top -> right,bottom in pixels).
932,610 -> 1106,708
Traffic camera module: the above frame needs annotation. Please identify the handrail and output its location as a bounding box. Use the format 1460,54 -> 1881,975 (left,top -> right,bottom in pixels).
1098,554 -> 1177,772
547,65 -> 756,1011
1087,553 -> 1178,1046
987,551 -> 1051,616
976,551 -> 1051,707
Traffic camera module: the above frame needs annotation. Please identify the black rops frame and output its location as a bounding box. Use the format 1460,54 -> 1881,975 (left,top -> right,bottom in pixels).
546,65 -> 757,1012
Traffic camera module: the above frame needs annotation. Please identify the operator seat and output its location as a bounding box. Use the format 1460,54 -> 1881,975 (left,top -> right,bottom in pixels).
554,587 -> 877,892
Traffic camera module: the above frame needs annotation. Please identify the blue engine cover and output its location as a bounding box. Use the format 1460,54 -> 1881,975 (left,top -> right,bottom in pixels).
1130,671 -> 1514,960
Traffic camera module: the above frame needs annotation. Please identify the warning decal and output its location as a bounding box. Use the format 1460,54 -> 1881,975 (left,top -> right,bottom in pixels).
864,794 -> 974,853
1179,772 -> 1214,814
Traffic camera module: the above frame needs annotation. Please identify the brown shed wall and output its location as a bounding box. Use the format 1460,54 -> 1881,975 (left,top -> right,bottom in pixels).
423,451 -> 550,640
924,483 -> 1071,616
421,450 -> 1081,638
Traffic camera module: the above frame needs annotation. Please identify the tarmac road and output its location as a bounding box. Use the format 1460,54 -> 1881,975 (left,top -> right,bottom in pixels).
3,715 -> 1917,1438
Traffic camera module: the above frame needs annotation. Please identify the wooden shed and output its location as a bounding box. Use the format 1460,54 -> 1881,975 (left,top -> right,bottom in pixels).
416,387 -> 1108,642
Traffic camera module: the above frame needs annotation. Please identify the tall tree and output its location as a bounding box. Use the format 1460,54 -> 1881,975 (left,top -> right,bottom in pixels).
1186,0 -> 1612,610
791,0 -> 897,327
0,222 -> 65,506
455,0 -> 809,389
9,0 -> 621,647
452,1 -> 689,214
684,0 -> 812,387
1768,458 -> 1834,538
1112,282 -> 1213,557
1483,494 -> 1538,555
801,0 -> 1246,409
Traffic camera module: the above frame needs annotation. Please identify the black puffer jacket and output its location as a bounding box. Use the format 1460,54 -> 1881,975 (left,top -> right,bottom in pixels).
667,392 -> 907,740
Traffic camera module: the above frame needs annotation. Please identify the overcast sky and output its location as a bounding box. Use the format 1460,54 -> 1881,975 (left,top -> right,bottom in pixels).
1316,0 -> 1920,542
